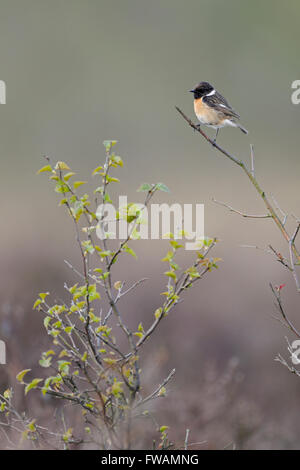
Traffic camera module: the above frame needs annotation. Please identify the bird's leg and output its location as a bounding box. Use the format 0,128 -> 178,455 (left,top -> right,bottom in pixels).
213,128 -> 219,144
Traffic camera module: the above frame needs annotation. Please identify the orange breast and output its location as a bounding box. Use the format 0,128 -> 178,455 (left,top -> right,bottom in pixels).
194,98 -> 221,126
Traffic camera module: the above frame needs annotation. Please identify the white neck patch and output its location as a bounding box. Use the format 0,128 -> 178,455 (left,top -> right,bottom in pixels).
206,89 -> 215,97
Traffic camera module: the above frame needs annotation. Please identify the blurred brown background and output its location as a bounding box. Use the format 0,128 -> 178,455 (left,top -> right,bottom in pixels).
1,0 -> 300,449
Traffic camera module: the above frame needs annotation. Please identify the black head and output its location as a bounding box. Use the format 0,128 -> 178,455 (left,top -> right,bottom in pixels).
190,81 -> 214,99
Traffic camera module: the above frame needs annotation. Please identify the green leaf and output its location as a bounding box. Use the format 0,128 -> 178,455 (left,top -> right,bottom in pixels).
94,186 -> 104,194
81,351 -> 88,362
111,155 -> 123,167
92,166 -> 103,176
69,283 -> 78,294
170,240 -> 183,250
88,284 -> 101,301
154,308 -> 162,319
94,268 -> 103,274
137,183 -> 152,192
39,357 -> 52,368
72,200 -> 84,221
82,240 -> 95,254
49,329 -> 60,337
89,312 -> 100,323
55,182 -> 70,194
64,172 -> 76,181
123,244 -> 137,258
186,266 -> 200,278
134,331 -> 143,338
39,292 -> 50,300
161,251 -> 173,262
73,181 -> 87,189
98,250 -> 113,258
43,316 -> 51,329
3,389 -> 11,399
55,161 -> 70,171
158,386 -> 166,397
162,232 -> 174,239
155,183 -> 170,192
25,378 -> 43,395
63,428 -> 73,443
42,377 -> 53,395
103,140 -> 117,150
64,326 -> 74,334
104,193 -> 112,203
111,379 -> 123,397
160,425 -> 169,432
164,271 -> 177,280
58,361 -> 71,375
33,299 -> 42,309
106,176 -> 120,183
45,350 -> 55,357
89,291 -> 101,302
16,369 -> 31,383
37,165 -> 52,174
27,420 -> 37,432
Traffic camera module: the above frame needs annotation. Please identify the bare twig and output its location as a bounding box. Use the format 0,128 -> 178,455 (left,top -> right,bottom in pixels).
212,198 -> 271,219
271,195 -> 288,226
134,369 -> 176,409
270,283 -> 300,338
250,144 -> 255,178
268,245 -> 292,271
184,428 -> 190,450
175,106 -> 300,266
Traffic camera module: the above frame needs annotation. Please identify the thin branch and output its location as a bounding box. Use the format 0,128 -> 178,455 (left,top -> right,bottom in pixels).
175,106 -> 242,165
289,239 -> 300,292
175,106 -> 300,265
275,353 -> 300,377
184,428 -> 190,450
120,278 -> 148,298
291,223 -> 300,244
212,198 -> 271,219
271,195 -> 288,226
268,245 -> 292,271
270,283 -> 300,338
134,368 -> 176,409
250,144 -> 255,178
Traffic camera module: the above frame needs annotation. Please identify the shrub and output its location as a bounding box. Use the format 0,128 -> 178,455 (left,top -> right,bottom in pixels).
0,140 -> 219,449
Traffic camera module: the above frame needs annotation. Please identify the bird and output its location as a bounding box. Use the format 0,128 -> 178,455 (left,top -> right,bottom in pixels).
190,81 -> 248,143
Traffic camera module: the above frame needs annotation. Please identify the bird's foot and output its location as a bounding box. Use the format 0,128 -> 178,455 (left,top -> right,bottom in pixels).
212,129 -> 219,145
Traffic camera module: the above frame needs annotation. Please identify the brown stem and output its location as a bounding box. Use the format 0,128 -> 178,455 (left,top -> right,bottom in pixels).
175,106 -> 300,264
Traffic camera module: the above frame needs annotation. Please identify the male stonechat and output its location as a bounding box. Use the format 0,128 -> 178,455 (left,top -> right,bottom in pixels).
190,81 -> 248,142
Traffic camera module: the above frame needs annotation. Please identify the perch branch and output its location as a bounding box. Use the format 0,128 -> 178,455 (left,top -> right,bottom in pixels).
175,106 -> 300,266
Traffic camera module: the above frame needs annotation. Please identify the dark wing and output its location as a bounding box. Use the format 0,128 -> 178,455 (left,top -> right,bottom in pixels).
203,91 -> 240,120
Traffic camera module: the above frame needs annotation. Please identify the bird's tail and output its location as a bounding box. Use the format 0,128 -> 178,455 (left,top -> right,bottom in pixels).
237,123 -> 248,135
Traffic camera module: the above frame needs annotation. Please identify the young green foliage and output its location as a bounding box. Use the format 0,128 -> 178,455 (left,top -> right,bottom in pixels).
1,141 -> 220,450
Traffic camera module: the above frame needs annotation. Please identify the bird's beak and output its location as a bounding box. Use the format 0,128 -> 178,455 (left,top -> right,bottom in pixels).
189,89 -> 195,93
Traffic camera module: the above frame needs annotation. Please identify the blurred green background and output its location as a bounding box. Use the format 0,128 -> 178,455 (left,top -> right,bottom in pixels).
1,0 -> 300,449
